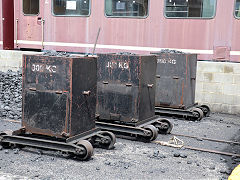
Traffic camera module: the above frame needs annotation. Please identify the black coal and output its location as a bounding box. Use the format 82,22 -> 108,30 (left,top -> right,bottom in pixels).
158,49 -> 185,54
0,70 -> 22,120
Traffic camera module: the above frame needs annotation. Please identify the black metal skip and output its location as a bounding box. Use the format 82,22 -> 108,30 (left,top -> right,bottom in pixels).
0,54 -> 116,160
151,52 -> 210,121
95,53 -> 173,141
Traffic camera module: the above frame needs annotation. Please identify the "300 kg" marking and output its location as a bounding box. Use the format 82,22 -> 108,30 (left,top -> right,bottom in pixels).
31,64 -> 57,73
106,61 -> 129,70
157,58 -> 177,65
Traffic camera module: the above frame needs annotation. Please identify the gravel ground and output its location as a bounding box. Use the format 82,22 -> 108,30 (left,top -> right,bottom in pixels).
0,114 -> 239,180
0,70 -> 240,180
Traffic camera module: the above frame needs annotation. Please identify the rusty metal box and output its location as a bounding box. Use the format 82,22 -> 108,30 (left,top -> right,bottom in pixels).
152,53 -> 197,109
22,54 -> 97,138
96,54 -> 157,124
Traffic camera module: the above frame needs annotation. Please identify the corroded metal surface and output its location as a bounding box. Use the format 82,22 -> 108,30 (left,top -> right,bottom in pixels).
96,54 -> 157,124
22,54 -> 97,138
152,53 -> 197,109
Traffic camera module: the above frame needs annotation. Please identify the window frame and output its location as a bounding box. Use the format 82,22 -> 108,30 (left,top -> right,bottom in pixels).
234,0 -> 240,19
104,0 -> 149,19
22,0 -> 40,16
163,0 -> 217,19
51,0 -> 91,17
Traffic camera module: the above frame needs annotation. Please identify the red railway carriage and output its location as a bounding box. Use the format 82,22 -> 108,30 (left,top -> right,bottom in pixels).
0,0 -> 240,62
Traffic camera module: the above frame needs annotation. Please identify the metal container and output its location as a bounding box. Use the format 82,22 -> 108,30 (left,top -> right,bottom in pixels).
152,53 -> 197,109
96,53 -> 157,124
22,54 -> 97,138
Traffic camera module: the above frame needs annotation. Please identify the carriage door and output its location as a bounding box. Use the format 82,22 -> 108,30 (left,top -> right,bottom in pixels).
17,0 -> 44,50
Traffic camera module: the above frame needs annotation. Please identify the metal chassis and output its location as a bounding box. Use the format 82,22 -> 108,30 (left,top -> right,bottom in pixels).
155,104 -> 208,120
0,128 -> 106,154
96,116 -> 170,141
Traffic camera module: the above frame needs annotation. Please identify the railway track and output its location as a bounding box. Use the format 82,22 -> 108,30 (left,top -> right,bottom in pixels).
171,133 -> 240,146
1,119 -> 21,124
154,132 -> 240,158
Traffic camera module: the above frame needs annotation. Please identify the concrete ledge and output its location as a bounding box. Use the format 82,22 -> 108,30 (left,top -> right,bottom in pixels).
196,61 -> 240,115
0,50 -> 42,72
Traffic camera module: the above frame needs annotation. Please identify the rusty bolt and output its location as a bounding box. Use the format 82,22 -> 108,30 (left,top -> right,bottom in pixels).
61,132 -> 70,138
131,118 -> 138,122
55,91 -> 63,94
147,84 -> 154,88
29,87 -> 36,91
83,91 -> 91,96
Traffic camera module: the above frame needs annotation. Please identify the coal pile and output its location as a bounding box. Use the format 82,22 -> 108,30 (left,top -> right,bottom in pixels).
152,49 -> 185,54
43,50 -> 71,57
116,52 -> 136,55
0,70 -> 22,120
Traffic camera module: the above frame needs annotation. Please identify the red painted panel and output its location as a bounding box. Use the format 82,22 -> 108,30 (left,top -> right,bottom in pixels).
231,55 -> 240,62
2,0 -> 14,50
0,0 -> 2,49
12,0 -> 240,62
213,0 -> 234,47
44,1 -> 216,53
15,0 -> 44,49
41,1 -> 209,50
231,18 -> 240,51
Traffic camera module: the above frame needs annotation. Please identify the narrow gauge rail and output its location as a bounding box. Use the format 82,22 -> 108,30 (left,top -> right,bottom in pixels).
171,133 -> 240,146
154,132 -> 240,158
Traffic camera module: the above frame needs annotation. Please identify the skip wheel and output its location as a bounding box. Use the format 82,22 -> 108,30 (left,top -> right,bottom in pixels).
76,140 -> 94,160
99,131 -> 116,150
199,105 -> 211,117
156,118 -> 173,134
144,125 -> 158,141
192,108 -> 204,121
0,131 -> 13,148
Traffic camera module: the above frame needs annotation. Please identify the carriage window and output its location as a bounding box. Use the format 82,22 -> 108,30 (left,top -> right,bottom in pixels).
165,0 -> 216,18
23,0 -> 39,15
105,0 -> 148,18
235,0 -> 240,18
52,0 -> 90,16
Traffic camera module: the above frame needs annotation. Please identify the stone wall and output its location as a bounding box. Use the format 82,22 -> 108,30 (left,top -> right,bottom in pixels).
0,50 -> 42,72
195,61 -> 240,115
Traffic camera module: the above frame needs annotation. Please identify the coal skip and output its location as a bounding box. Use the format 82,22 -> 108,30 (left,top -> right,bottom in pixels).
0,70 -> 22,121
